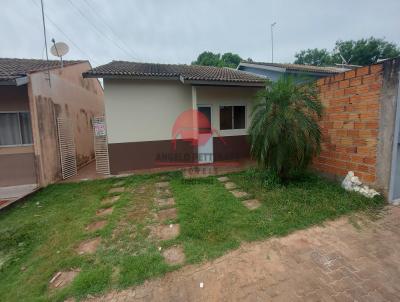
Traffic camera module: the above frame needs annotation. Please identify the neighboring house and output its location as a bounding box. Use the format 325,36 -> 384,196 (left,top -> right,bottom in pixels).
312,58 -> 400,202
237,61 -> 350,82
83,61 -> 265,174
0,58 -> 104,202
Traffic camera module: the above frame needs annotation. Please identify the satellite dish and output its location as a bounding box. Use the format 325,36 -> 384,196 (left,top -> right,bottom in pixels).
50,41 -> 69,58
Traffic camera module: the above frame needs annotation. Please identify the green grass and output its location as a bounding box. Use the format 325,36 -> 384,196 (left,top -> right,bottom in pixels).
0,170 -> 384,301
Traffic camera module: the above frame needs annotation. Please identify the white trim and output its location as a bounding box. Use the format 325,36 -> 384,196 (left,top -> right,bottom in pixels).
218,104 -> 247,131
195,104 -> 213,128
0,110 -> 30,113
0,144 -> 34,148
197,104 -> 213,164
238,62 -> 286,73
15,76 -> 29,86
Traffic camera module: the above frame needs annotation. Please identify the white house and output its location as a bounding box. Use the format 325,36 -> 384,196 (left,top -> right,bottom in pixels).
83,61 -> 265,174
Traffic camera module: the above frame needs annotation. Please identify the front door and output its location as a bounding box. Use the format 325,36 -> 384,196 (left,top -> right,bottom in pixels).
197,106 -> 213,164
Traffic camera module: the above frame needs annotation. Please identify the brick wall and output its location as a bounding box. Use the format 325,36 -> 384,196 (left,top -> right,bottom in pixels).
313,63 -> 384,184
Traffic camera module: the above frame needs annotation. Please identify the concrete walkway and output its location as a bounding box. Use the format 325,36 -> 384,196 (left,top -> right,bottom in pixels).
87,206 -> 400,302
0,184 -> 38,210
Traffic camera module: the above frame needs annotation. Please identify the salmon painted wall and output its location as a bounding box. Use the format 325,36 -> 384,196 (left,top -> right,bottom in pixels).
0,85 -> 37,186
28,62 -> 104,186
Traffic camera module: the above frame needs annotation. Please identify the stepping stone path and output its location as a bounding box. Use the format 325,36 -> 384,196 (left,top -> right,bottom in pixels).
151,224 -> 180,240
217,176 -> 229,182
162,246 -> 185,265
155,197 -> 176,207
156,188 -> 172,197
96,207 -> 114,216
156,208 -> 177,222
218,176 -> 261,210
50,183 -> 127,293
113,180 -> 125,187
231,190 -> 249,199
49,269 -> 80,289
136,186 -> 146,194
242,199 -> 261,210
108,187 -> 125,194
153,180 -> 186,265
101,195 -> 120,206
224,182 -> 237,190
85,220 -> 107,232
155,181 -> 170,189
76,237 -> 101,255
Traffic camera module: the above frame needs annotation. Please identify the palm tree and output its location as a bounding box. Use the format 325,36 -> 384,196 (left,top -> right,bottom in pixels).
249,76 -> 323,180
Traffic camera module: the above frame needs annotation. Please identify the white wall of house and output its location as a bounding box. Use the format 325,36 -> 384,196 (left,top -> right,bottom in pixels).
196,86 -> 260,137
104,79 -> 261,143
104,79 -> 192,143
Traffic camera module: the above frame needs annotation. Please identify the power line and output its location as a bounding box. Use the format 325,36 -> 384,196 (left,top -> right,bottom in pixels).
40,0 -> 51,86
82,0 -> 141,60
40,0 -> 50,63
30,0 -> 100,65
66,0 -> 139,61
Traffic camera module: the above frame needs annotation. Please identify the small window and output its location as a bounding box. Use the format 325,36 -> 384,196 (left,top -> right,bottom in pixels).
219,106 -> 245,130
0,112 -> 33,146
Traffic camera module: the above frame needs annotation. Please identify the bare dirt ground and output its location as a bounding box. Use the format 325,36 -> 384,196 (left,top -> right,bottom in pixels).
86,206 -> 400,302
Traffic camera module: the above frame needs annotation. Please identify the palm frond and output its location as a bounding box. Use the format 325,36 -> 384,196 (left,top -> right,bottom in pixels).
249,76 -> 323,180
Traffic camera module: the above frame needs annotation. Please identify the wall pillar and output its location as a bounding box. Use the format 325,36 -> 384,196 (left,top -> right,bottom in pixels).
192,86 -> 198,141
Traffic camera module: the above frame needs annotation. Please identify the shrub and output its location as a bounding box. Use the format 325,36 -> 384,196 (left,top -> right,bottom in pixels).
249,77 -> 323,180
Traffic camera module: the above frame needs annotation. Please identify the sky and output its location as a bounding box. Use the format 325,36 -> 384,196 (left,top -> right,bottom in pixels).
2,0 -> 400,67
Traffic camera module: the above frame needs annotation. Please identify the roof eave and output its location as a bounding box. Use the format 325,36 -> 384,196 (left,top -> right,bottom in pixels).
238,62 -> 286,73
238,62 -> 343,75
286,70 -> 338,77
83,73 -> 265,87
0,76 -> 29,86
181,79 -> 266,87
82,73 -> 180,81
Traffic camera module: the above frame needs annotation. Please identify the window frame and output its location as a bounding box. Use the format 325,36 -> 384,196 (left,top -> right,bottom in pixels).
219,105 -> 247,131
0,111 -> 34,147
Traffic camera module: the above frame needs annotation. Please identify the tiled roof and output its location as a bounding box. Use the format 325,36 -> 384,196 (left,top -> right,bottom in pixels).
83,61 -> 266,85
239,61 -> 350,74
0,58 -> 85,82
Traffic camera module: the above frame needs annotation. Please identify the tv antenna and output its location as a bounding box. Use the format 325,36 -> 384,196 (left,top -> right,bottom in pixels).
333,46 -> 351,68
51,40 -> 69,68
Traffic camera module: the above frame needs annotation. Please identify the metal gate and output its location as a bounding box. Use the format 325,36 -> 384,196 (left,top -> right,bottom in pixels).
57,118 -> 77,179
93,116 -> 110,175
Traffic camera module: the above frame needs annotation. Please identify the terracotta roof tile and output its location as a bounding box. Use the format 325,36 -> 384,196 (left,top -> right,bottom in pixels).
83,61 -> 266,85
0,58 -> 86,82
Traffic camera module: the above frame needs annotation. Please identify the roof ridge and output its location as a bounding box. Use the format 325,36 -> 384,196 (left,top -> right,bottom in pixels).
0,57 -> 86,63
0,58 -> 89,83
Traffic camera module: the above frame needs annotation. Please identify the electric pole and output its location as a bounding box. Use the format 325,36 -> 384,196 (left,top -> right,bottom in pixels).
271,22 -> 276,63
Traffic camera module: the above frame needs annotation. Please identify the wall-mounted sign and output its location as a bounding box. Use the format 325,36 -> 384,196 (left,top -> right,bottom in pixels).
94,121 -> 106,137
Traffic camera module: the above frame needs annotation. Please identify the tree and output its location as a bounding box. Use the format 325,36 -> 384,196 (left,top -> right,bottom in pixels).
333,38 -> 400,66
220,52 -> 242,68
192,51 -> 243,68
294,37 -> 400,66
192,51 -> 221,67
248,77 -> 322,180
294,48 -> 333,66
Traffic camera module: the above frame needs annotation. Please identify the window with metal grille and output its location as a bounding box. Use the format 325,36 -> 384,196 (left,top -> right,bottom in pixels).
0,112 -> 33,146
